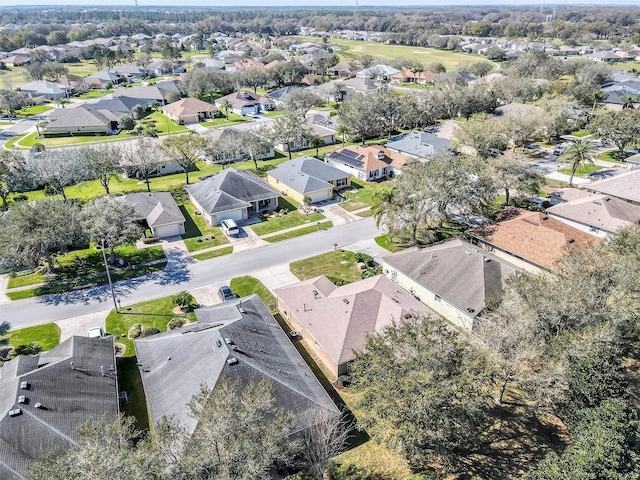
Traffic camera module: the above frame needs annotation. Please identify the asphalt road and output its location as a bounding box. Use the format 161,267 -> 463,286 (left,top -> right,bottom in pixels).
1,217 -> 381,329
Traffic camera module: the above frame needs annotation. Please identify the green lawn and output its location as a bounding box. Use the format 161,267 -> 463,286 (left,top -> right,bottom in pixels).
341,178 -> 392,212
570,130 -> 591,138
598,150 -> 632,162
4,133 -> 26,149
252,209 -> 325,236
7,244 -> 165,289
77,90 -> 114,99
374,234 -> 405,253
106,296 -> 197,359
15,105 -> 54,118
293,35 -> 488,70
558,164 -> 602,176
146,111 -> 189,135
6,262 -> 167,300
229,275 -> 276,312
192,246 -> 234,261
290,249 -> 362,285
180,202 -> 230,252
264,221 -> 333,243
201,112 -> 250,127
1,323 -> 61,352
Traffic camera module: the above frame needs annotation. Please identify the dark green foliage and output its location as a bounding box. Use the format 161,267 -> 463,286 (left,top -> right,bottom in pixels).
168,317 -> 185,329
354,252 -> 374,266
140,327 -> 161,337
350,318 -> 492,472
14,342 -> 42,356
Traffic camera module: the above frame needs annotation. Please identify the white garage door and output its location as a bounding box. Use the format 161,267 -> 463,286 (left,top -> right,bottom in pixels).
213,208 -> 245,226
308,189 -> 332,204
153,224 -> 182,238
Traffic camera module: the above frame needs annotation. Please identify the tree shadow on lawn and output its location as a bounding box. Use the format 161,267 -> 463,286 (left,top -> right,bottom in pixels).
453,402 -> 568,480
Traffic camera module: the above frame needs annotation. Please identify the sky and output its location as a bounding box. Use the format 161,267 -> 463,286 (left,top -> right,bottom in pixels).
1,0 -> 639,6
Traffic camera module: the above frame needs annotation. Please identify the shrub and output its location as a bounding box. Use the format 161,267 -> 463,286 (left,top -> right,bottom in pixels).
172,291 -> 195,310
336,375 -> 351,388
14,342 -> 42,356
354,252 -> 374,266
141,327 -> 160,337
168,317 -> 186,330
12,194 -> 28,202
128,324 -> 143,339
361,266 -> 382,279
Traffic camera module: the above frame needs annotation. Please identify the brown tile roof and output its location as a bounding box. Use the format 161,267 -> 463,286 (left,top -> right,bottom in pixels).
328,145 -> 410,172
467,208 -> 600,270
391,70 -> 437,82
162,97 -> 217,117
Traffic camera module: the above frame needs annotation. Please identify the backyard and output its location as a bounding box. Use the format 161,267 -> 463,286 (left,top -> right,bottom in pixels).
340,178 -> 392,212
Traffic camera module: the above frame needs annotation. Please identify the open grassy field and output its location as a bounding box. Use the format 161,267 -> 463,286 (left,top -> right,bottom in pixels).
293,36 -> 488,70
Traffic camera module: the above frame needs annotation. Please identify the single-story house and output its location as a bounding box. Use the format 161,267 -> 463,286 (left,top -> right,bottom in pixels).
273,123 -> 335,153
134,295 -> 339,435
214,90 -> 275,116
0,336 -> 119,479
265,86 -> 296,105
585,169 -> 640,205
382,238 -> 520,332
186,169 -> 281,226
588,51 -> 622,63
162,97 -> 217,124
386,131 -> 451,160
145,60 -> 173,76
55,74 -> 87,89
267,156 -> 351,204
111,63 -> 148,82
341,77 -> 384,97
18,80 -> 68,100
329,61 -> 359,78
325,145 -> 410,181
86,96 -> 142,116
85,70 -> 123,89
113,85 -> 168,106
391,69 -> 437,84
119,192 -> 186,238
356,64 -> 400,81
45,106 -> 119,135
467,208 -> 600,272
2,55 -> 30,67
275,274 -> 434,379
545,189 -> 640,238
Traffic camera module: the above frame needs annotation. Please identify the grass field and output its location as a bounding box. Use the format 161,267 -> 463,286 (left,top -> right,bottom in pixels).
229,275 -> 276,312
290,249 -> 361,285
374,234 -> 405,253
558,164 -> 602,176
264,221 -> 333,243
201,112 -> 250,127
251,209 -> 325,235
293,36 -> 488,70
0,323 -> 61,352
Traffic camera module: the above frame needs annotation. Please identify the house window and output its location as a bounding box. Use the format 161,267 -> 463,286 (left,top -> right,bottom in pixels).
336,178 -> 348,187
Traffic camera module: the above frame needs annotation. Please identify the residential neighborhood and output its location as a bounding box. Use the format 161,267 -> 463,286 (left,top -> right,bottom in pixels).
0,3 -> 639,480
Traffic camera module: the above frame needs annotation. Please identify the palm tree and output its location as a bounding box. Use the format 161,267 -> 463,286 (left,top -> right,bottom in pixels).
370,189 -> 394,228
221,100 -> 232,120
336,124 -> 349,148
171,291 -> 196,312
621,95 -> 638,110
591,90 -> 607,113
558,140 -> 596,187
308,135 -> 325,158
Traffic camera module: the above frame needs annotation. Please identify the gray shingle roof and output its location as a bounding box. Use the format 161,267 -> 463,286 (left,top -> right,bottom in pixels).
268,156 -> 350,194
119,192 -> 185,228
186,169 -> 280,216
386,131 -> 451,159
88,96 -> 144,114
47,107 -> 113,129
587,169 -> 640,203
546,192 -> 640,233
275,275 -> 434,367
382,238 -> 519,317
134,295 -> 338,435
0,336 -> 119,479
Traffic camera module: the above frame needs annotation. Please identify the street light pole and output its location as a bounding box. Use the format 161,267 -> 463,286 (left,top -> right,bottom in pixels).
101,238 -> 118,313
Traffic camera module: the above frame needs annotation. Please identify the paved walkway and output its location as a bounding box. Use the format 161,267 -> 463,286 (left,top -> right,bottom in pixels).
0,274 -> 10,304
319,203 -> 359,225
251,264 -> 299,292
545,171 -> 592,185
228,225 -> 270,252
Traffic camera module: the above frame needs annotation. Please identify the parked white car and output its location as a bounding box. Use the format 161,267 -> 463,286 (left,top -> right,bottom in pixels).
220,218 -> 240,237
88,326 -> 106,338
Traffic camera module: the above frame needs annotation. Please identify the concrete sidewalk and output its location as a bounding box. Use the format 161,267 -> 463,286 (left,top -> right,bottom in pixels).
0,274 -> 10,303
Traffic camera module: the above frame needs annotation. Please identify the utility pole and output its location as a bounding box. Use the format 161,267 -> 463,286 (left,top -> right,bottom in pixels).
101,238 -> 118,313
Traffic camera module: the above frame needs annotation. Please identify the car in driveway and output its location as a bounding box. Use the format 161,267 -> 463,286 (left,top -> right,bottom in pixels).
218,285 -> 238,302
220,218 -> 240,237
246,111 -> 259,118
88,326 -> 106,338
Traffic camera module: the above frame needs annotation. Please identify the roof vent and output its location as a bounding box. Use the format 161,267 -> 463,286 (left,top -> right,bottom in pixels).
20,382 -> 30,390
9,409 -> 22,417
541,215 -> 549,220
604,197 -> 611,201
313,290 -> 319,298
392,298 -> 400,303
35,403 -> 44,409
18,395 -> 27,404
483,257 -> 491,262
216,339 -> 222,348
225,338 -> 233,344
567,238 -> 575,243
403,313 -> 412,319
239,308 -> 246,314
467,308 -> 475,314
343,299 -> 349,304
227,357 -> 238,365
